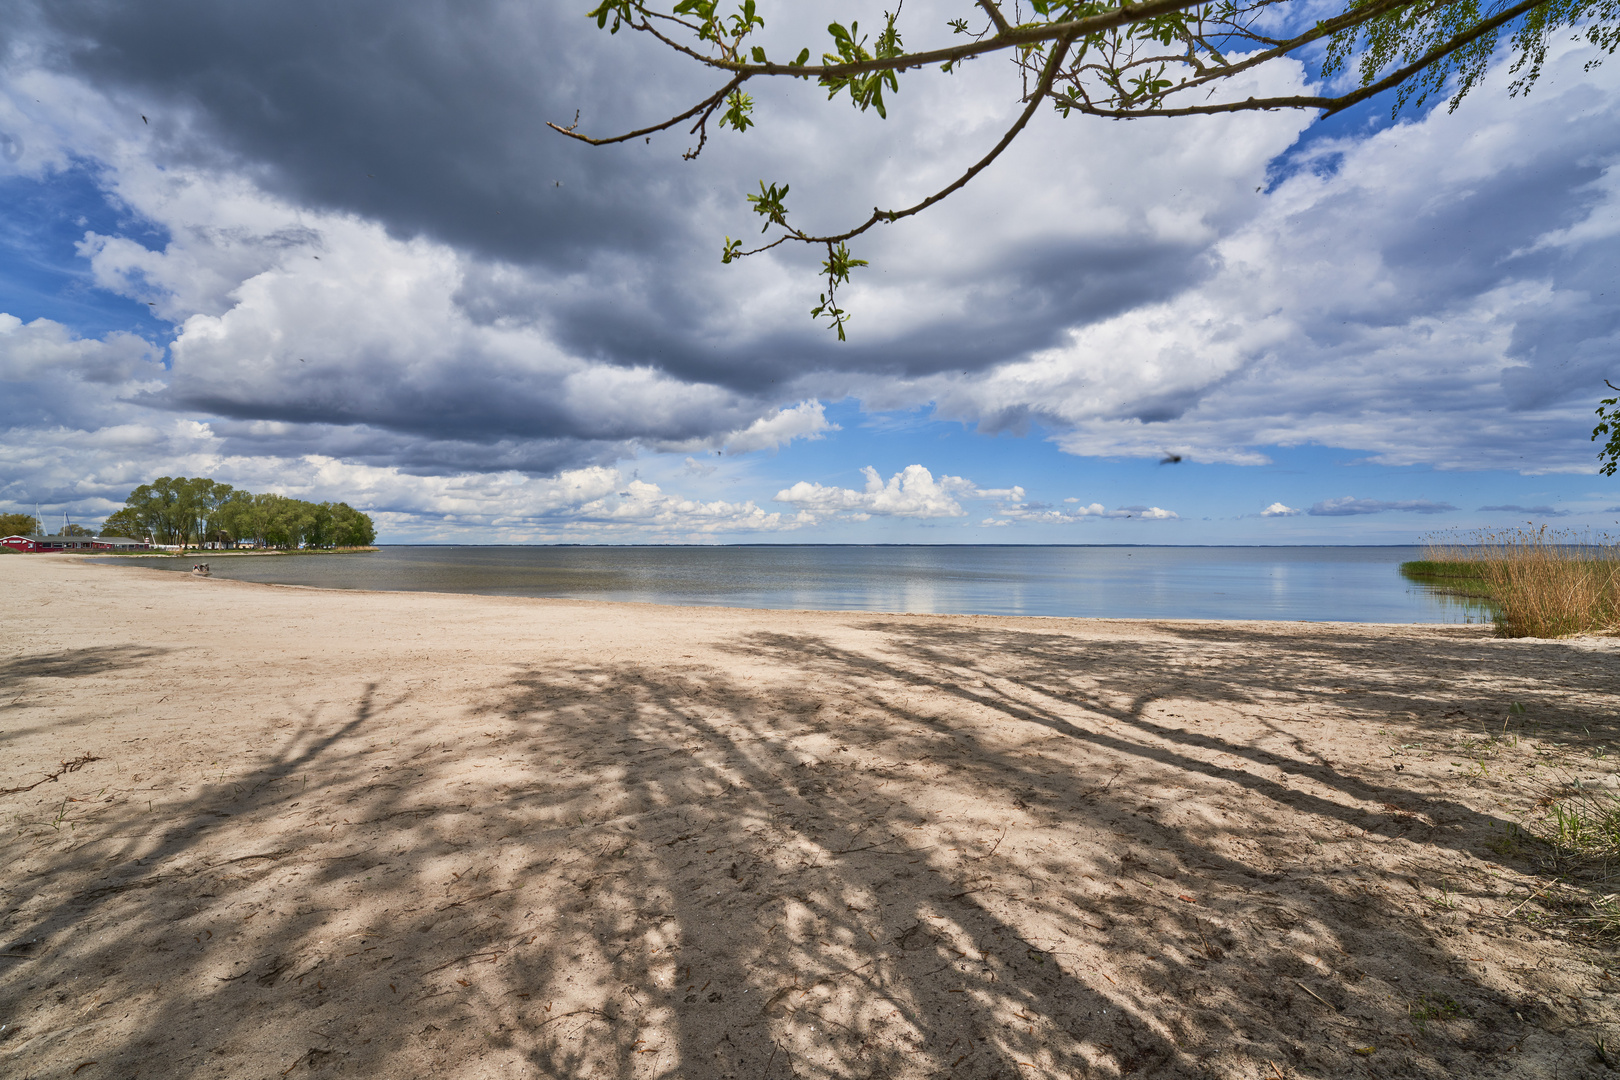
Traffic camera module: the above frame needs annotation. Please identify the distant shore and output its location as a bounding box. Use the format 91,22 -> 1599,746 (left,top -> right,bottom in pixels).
2,545 -> 378,557
59,545 -> 381,558
1,555 -> 1612,1079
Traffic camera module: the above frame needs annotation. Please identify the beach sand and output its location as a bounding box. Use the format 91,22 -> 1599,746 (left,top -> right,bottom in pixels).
2,554 -> 1617,1079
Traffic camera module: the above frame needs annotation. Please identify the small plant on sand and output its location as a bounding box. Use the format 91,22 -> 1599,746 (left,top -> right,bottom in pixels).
1526,780 -> 1620,937
1596,1034 -> 1617,1070
1488,822 -> 1525,857
1408,994 -> 1466,1033
1426,885 -> 1458,910
1411,526 -> 1620,637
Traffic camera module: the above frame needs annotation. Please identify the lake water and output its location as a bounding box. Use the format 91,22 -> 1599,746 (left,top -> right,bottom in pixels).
96,545 -> 1489,623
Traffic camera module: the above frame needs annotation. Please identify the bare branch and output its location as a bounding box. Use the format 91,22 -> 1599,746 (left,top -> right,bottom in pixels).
548,73 -> 747,148
731,233 -> 795,258
794,32 -> 1078,247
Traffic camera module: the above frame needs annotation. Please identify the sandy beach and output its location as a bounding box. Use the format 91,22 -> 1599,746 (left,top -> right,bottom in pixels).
2,555 -> 1617,1079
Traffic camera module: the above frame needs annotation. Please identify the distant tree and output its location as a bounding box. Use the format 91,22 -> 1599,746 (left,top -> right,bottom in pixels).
306,501 -> 335,548
280,499 -> 318,549
188,478 -> 238,546
327,503 -> 378,546
124,477 -> 194,546
115,479 -> 376,549
564,0 -> 1620,336
60,523 -> 94,537
248,492 -> 314,550
212,489 -> 253,546
0,512 -> 40,537
100,508 -> 146,539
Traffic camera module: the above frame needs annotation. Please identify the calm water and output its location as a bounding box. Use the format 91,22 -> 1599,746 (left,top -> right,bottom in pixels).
98,545 -> 1489,623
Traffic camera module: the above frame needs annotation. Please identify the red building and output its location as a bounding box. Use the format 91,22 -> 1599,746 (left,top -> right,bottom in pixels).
1,535 -> 152,553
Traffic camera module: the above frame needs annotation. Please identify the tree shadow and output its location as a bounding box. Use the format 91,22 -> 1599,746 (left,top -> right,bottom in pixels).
0,621 -> 1607,1079
0,645 -> 171,691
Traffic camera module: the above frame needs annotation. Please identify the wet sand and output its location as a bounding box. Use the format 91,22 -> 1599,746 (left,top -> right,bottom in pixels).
2,554 -> 1617,1078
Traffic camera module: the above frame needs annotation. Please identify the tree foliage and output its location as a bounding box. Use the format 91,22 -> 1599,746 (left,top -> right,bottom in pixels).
1594,384 -> 1620,476
0,512 -> 41,537
559,0 -> 1620,335
99,509 -> 145,539
116,477 -> 377,550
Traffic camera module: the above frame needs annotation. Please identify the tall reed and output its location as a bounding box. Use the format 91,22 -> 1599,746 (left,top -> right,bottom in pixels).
1422,526 -> 1620,637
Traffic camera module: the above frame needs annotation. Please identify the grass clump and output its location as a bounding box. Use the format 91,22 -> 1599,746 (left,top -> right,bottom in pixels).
1411,526 -> 1620,637
1409,993 -> 1467,1032
1525,781 -> 1620,938
1548,789 -> 1620,856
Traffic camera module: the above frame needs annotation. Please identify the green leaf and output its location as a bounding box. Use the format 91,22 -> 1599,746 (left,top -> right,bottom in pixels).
721,90 -> 755,132
745,180 -> 790,231
820,241 -> 868,286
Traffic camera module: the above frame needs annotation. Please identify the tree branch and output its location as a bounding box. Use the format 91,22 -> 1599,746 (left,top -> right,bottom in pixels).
1038,0 -> 1426,111
1051,0 -> 1552,118
548,73 -> 747,147
561,0 -> 1579,337
641,0 -> 1209,79
976,0 -> 1014,34
794,31 -> 1077,246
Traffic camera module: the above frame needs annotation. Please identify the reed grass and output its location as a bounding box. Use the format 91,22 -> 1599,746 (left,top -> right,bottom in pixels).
1418,526 -> 1620,637
1397,559 -> 1495,598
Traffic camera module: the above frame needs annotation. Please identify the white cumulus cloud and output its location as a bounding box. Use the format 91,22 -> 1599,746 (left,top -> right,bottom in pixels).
774,464 -> 992,519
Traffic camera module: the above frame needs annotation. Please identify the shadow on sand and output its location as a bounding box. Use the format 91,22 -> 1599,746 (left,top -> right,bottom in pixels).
0,622 -> 1611,1078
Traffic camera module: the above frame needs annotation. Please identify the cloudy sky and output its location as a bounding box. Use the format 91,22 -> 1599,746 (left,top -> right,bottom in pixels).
3,0 -> 1619,544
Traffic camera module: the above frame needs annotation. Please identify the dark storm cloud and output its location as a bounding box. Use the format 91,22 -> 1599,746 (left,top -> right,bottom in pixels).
204,419 -> 632,477
5,0 -> 1238,405
158,370 -> 741,446
542,235 -> 1213,387
1242,99 -> 1620,420
17,0 -> 696,268
1374,154 -> 1610,318
1308,497 -> 1456,516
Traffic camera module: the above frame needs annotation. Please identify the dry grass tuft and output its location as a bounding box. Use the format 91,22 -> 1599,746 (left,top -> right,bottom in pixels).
1422,526 -> 1620,637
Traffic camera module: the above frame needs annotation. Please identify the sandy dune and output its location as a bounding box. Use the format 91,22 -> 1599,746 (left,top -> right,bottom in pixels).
2,555 -> 1617,1078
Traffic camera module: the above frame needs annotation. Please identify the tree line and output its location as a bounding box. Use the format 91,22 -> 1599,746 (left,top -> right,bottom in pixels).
100,477 -> 377,549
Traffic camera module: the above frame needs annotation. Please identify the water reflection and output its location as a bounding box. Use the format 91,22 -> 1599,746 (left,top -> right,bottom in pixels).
1402,581 -> 1499,625
97,545 -> 1478,623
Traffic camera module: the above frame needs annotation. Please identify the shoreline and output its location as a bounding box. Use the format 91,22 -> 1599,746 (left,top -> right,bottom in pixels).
1,554 -> 1613,1078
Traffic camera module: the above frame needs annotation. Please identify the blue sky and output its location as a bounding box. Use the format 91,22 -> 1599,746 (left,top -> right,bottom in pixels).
3,0 -> 1620,543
